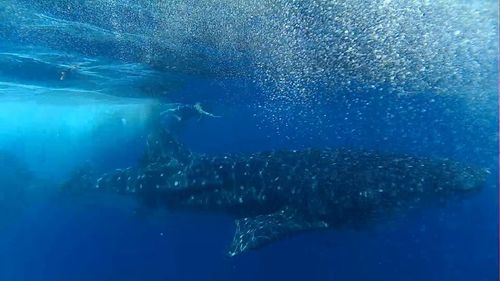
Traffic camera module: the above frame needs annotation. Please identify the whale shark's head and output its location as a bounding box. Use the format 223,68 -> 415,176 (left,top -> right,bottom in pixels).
434,161 -> 487,197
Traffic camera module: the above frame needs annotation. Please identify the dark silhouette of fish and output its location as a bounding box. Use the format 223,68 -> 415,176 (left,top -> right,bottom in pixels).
64,129 -> 486,256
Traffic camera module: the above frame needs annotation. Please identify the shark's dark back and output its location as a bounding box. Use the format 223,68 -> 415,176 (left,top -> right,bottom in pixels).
177,149 -> 478,222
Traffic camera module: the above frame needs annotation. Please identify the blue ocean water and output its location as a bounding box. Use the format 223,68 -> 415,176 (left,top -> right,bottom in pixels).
0,1 -> 498,280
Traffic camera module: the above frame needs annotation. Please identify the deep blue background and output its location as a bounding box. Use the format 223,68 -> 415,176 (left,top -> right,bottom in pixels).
0,0 -> 498,279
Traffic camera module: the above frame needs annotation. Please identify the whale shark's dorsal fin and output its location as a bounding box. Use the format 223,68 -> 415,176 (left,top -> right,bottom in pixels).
141,128 -> 193,167
228,208 -> 330,256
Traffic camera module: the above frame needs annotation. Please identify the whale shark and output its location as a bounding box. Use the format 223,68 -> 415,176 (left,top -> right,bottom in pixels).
64,129 -> 486,256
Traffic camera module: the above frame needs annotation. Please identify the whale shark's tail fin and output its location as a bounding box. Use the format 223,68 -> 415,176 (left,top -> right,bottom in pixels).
228,208 -> 330,256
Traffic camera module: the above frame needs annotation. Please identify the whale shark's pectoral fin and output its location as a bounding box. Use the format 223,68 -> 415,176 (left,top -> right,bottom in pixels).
228,208 -> 329,256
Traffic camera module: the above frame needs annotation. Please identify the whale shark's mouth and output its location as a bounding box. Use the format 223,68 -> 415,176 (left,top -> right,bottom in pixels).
456,168 -> 489,192
443,162 -> 489,193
